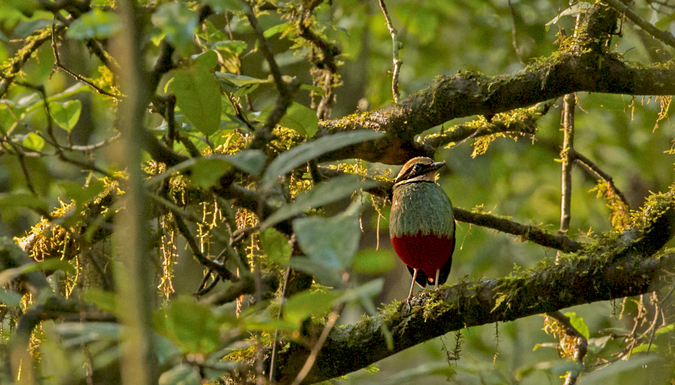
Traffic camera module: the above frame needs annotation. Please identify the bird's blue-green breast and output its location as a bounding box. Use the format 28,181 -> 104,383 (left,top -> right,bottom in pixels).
390,181 -> 454,238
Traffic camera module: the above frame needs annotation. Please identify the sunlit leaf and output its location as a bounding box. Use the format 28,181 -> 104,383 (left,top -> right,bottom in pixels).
49,100 -> 82,132
260,130 -> 384,193
259,228 -> 290,265
655,12 -> 675,30
261,175 -> 377,229
263,23 -> 291,38
563,312 -> 590,340
22,132 -> 44,151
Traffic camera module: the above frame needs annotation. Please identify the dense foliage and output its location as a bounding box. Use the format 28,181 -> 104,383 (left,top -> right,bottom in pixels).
0,0 -> 674,384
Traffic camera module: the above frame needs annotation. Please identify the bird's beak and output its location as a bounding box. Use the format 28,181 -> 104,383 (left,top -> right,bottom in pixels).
429,161 -> 446,172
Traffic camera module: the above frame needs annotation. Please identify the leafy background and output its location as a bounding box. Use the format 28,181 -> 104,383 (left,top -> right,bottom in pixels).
0,0 -> 674,384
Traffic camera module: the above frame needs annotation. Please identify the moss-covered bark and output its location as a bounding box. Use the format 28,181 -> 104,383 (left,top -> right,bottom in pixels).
271,190 -> 675,383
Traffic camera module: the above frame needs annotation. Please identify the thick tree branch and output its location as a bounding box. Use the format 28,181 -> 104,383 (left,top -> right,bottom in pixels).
271,191 -> 675,383
312,5 -> 673,165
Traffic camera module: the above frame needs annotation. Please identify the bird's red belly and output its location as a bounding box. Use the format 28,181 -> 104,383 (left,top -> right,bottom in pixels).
391,232 -> 454,278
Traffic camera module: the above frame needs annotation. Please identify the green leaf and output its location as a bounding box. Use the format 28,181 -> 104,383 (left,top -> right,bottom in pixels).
22,132 -> 44,151
159,365 -> 201,385
153,300 -> 221,354
546,3 -> 593,26
577,355 -> 661,384
53,322 -> 121,347
170,66 -> 222,136
147,150 -> 265,187
0,288 -> 22,307
655,12 -> 675,30
300,84 -> 326,96
656,324 -> 674,335
213,40 -> 247,56
0,107 -> 15,130
216,72 -> 272,87
66,9 -> 122,39
259,228 -> 290,265
261,175 -> 377,229
84,289 -> 117,313
49,100 -> 82,132
278,102 -> 318,138
225,150 -> 266,176
58,180 -> 106,210
203,0 -> 244,12
260,130 -> 384,193
189,159 -> 232,189
288,258 -> 343,287
263,23 -> 291,38
335,279 -> 384,304
0,192 -> 49,213
152,2 -> 197,56
351,249 -> 396,274
292,201 -> 362,285
284,290 -> 338,326
3,0 -> 38,17
564,312 -> 590,340
25,259 -> 76,275
194,50 -> 218,69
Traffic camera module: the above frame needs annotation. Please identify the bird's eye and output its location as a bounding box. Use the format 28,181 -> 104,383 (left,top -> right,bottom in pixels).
412,164 -> 421,173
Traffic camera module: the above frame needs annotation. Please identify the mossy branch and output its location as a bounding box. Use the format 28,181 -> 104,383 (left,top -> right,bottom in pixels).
270,190 -> 675,384
314,4 -> 673,164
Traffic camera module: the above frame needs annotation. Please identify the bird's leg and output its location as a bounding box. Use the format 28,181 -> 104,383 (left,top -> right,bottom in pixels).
405,269 -> 418,302
434,269 -> 440,290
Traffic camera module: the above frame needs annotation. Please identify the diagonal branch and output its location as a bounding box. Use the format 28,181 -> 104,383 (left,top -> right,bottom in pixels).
271,190 -> 675,383
604,0 -> 675,50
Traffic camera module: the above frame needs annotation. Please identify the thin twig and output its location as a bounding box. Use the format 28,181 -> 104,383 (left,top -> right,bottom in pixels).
269,266 -> 291,385
295,3 -> 339,120
377,0 -> 402,103
507,0 -> 524,63
243,0 -> 297,148
560,94 -> 575,236
604,0 -> 675,50
51,24 -> 121,98
546,311 -> 588,385
573,151 -> 631,209
290,305 -> 343,385
554,93 -> 587,385
173,212 -> 239,282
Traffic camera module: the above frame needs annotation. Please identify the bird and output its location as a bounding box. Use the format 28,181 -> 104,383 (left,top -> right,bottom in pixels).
389,157 -> 456,303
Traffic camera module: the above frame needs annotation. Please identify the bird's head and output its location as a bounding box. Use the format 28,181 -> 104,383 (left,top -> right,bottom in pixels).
393,157 -> 446,188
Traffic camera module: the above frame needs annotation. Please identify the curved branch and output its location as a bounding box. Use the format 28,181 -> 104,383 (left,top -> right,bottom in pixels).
271,191 -> 675,383
604,0 -> 675,49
